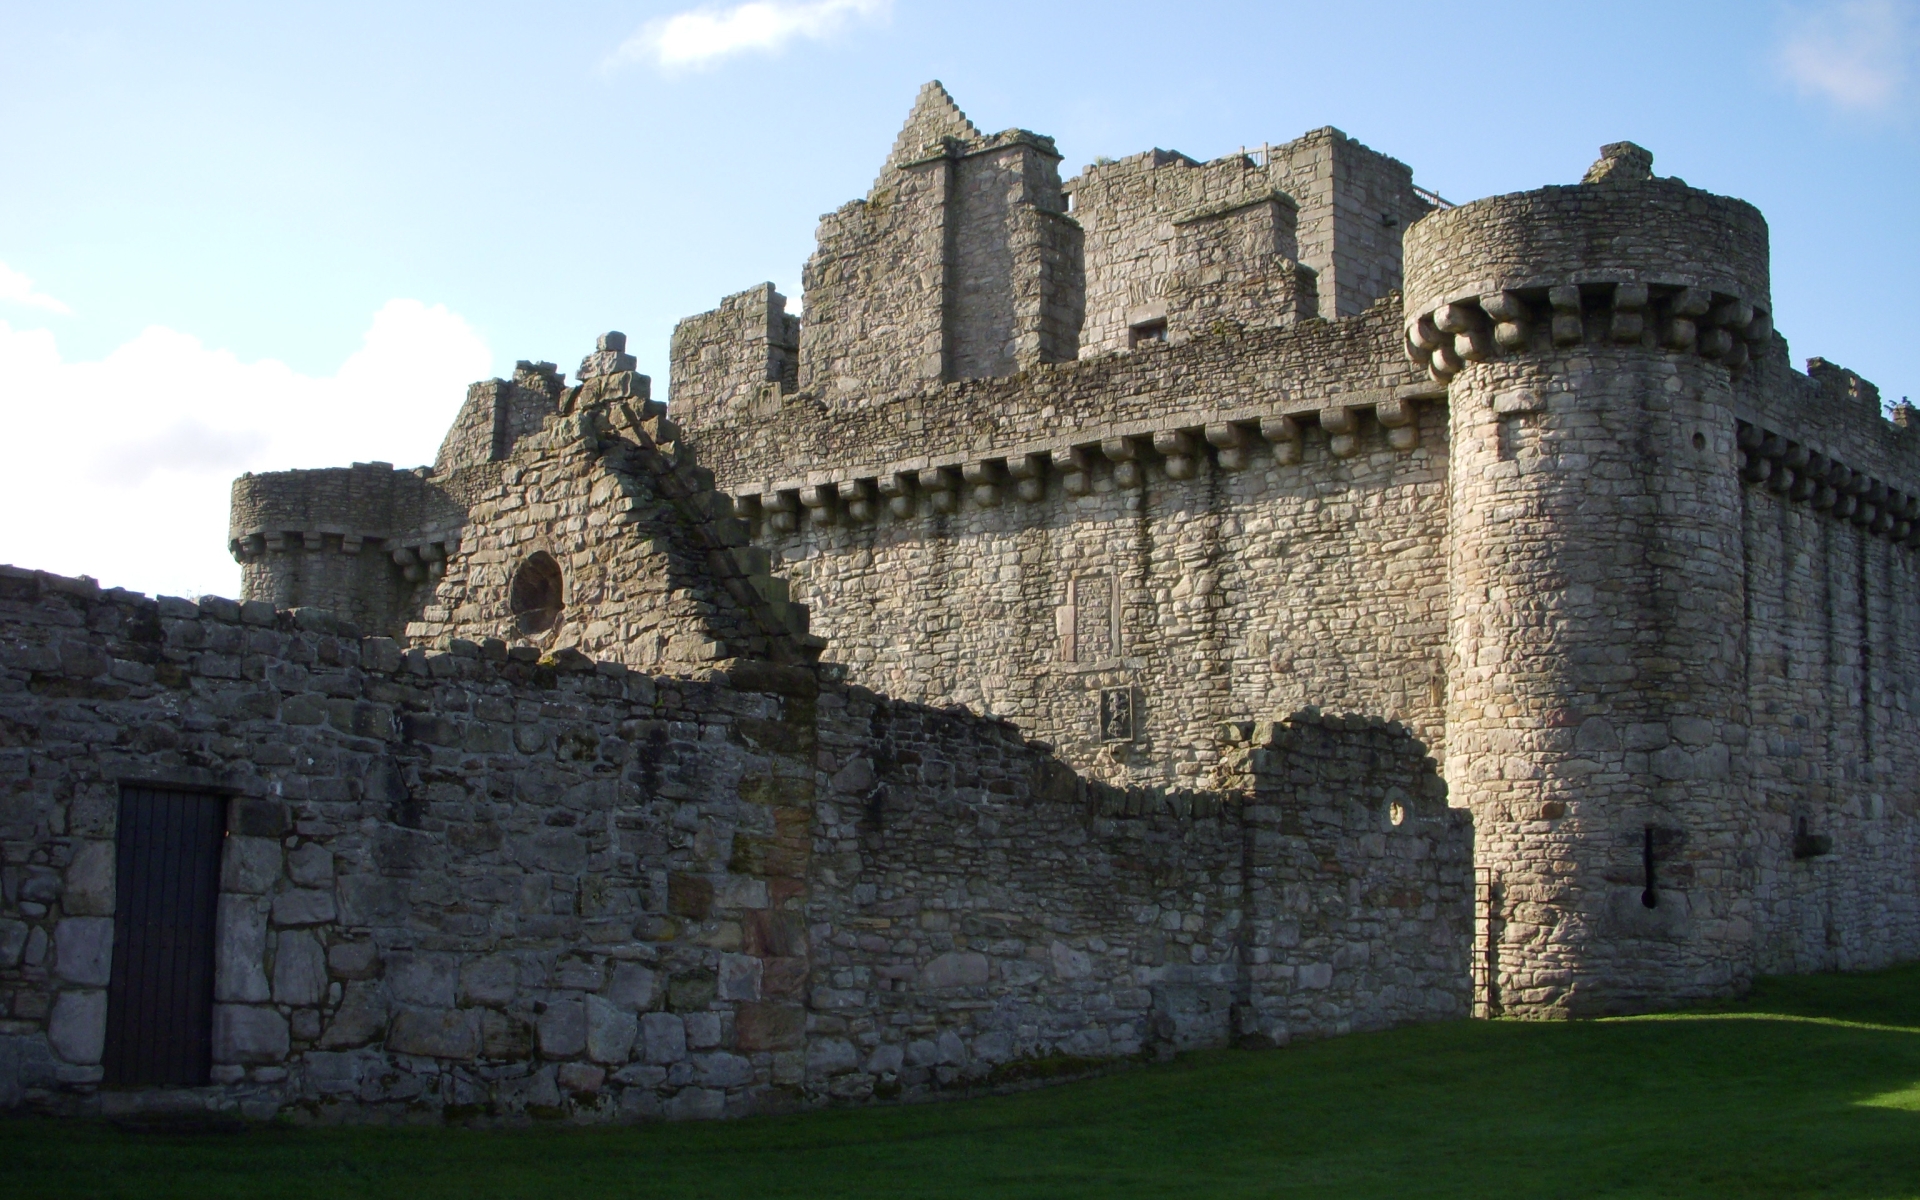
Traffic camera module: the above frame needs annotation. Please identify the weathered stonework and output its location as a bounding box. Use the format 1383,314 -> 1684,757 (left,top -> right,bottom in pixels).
3,83 -> 1917,1122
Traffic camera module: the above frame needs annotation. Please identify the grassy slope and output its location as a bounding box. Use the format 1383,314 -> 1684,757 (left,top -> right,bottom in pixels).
7,966 -> 1920,1200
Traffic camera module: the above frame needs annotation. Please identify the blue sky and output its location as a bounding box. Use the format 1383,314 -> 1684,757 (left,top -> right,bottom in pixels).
1,0 -> 1916,598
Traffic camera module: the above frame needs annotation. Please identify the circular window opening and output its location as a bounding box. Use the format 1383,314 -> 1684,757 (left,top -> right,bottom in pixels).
510,551 -> 564,636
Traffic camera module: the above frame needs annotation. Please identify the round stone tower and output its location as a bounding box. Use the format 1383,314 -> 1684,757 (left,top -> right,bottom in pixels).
1404,143 -> 1774,1015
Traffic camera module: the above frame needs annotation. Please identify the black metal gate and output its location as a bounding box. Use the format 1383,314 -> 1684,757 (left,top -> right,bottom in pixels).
103,787 -> 226,1086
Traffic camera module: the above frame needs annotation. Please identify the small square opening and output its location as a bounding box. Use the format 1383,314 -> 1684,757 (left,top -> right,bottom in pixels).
1128,320 -> 1167,349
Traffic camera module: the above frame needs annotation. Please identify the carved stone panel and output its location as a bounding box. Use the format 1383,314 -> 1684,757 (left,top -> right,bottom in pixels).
1056,574 -> 1117,664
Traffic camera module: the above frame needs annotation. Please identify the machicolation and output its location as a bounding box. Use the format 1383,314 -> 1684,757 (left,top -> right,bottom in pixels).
3,82 -> 1917,1124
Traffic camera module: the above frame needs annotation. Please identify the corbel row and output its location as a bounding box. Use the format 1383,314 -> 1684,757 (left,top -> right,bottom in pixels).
229,531 -> 463,583
1737,421 -> 1920,546
1406,283 -> 1773,383
730,398 -> 1424,533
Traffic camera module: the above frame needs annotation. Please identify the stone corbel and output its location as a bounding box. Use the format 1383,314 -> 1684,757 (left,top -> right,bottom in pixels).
1481,290 -> 1530,352
1549,286 -> 1583,346
1319,407 -> 1360,459
843,479 -> 878,524
1102,437 -> 1145,489
1152,429 -> 1200,480
1435,302 -> 1490,363
1611,283 -> 1648,343
1373,396 -> 1420,452
877,472 -> 916,518
1059,446 -> 1096,497
799,484 -> 838,526
1205,423 -> 1253,471
1259,415 -> 1302,466
1008,453 -> 1047,502
918,467 -> 961,514
768,490 -> 800,533
962,460 -> 1004,507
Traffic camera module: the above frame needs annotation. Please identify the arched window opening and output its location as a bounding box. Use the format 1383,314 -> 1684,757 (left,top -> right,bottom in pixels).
510,552 -> 564,636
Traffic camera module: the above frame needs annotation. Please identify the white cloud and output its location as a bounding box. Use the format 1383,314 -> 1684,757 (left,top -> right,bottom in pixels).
0,300 -> 491,601
0,261 -> 72,315
609,0 -> 889,71
1776,1 -> 1916,111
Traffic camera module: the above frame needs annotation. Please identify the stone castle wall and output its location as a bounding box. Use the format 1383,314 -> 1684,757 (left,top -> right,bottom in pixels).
689,303 -> 1451,787
0,565 -> 1470,1121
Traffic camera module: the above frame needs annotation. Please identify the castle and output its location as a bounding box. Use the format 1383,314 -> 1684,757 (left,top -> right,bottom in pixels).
2,83 -> 1914,1121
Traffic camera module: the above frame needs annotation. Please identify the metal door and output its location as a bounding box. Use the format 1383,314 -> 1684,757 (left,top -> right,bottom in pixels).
103,787 -> 226,1086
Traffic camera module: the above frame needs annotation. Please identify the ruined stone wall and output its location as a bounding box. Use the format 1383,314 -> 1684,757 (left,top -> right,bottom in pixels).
0,566 -> 1471,1121
690,303 -> 1449,788
1166,196 -> 1317,339
1269,130 -> 1430,320
1065,129 -> 1426,353
667,285 -> 799,431
797,698 -> 1470,1096
435,362 -> 569,475
797,158 -> 952,401
0,567 -> 822,1121
948,140 -> 1083,377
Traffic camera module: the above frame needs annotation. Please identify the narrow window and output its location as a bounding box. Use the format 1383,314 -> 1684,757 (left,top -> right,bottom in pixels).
103,787 -> 226,1086
510,551 -> 565,636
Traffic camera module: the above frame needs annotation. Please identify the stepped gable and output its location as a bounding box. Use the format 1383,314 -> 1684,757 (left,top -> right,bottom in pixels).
884,79 -> 983,169
403,333 -> 824,669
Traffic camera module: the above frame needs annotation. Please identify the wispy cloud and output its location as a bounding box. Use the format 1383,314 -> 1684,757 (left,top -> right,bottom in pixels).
0,299 -> 491,599
608,0 -> 889,72
0,261 -> 72,315
1776,1 -> 1916,112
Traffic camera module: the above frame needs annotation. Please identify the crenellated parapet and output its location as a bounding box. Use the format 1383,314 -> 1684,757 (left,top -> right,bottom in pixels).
1403,143 -> 1772,383
228,461 -> 469,635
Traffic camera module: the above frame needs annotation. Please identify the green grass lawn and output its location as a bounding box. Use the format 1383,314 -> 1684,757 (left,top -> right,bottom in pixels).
8,966 -> 1920,1199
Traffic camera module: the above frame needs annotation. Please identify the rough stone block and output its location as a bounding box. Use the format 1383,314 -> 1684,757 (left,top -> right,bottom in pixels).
327,941 -> 380,981
270,888 -> 337,927
538,994 -> 588,1058
220,837 -> 282,894
586,995 -> 638,1063
213,1004 -> 290,1064
387,1007 -> 478,1060
918,950 -> 989,990
48,990 -> 107,1064
459,955 -> 519,1008
641,1011 -> 686,1063
53,917 -> 113,986
286,843 -> 335,888
272,931 -> 328,1006
318,982 -> 388,1048
717,953 -> 762,1001
387,953 -> 458,1007
0,920 -> 27,969
606,961 -> 655,1011
62,841 -> 116,916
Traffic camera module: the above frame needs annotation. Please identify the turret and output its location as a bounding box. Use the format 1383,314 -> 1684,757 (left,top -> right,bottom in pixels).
1405,143 -> 1772,1015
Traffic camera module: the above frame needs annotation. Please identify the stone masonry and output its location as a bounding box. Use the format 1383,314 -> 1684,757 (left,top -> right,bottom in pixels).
2,84 -> 1916,1121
